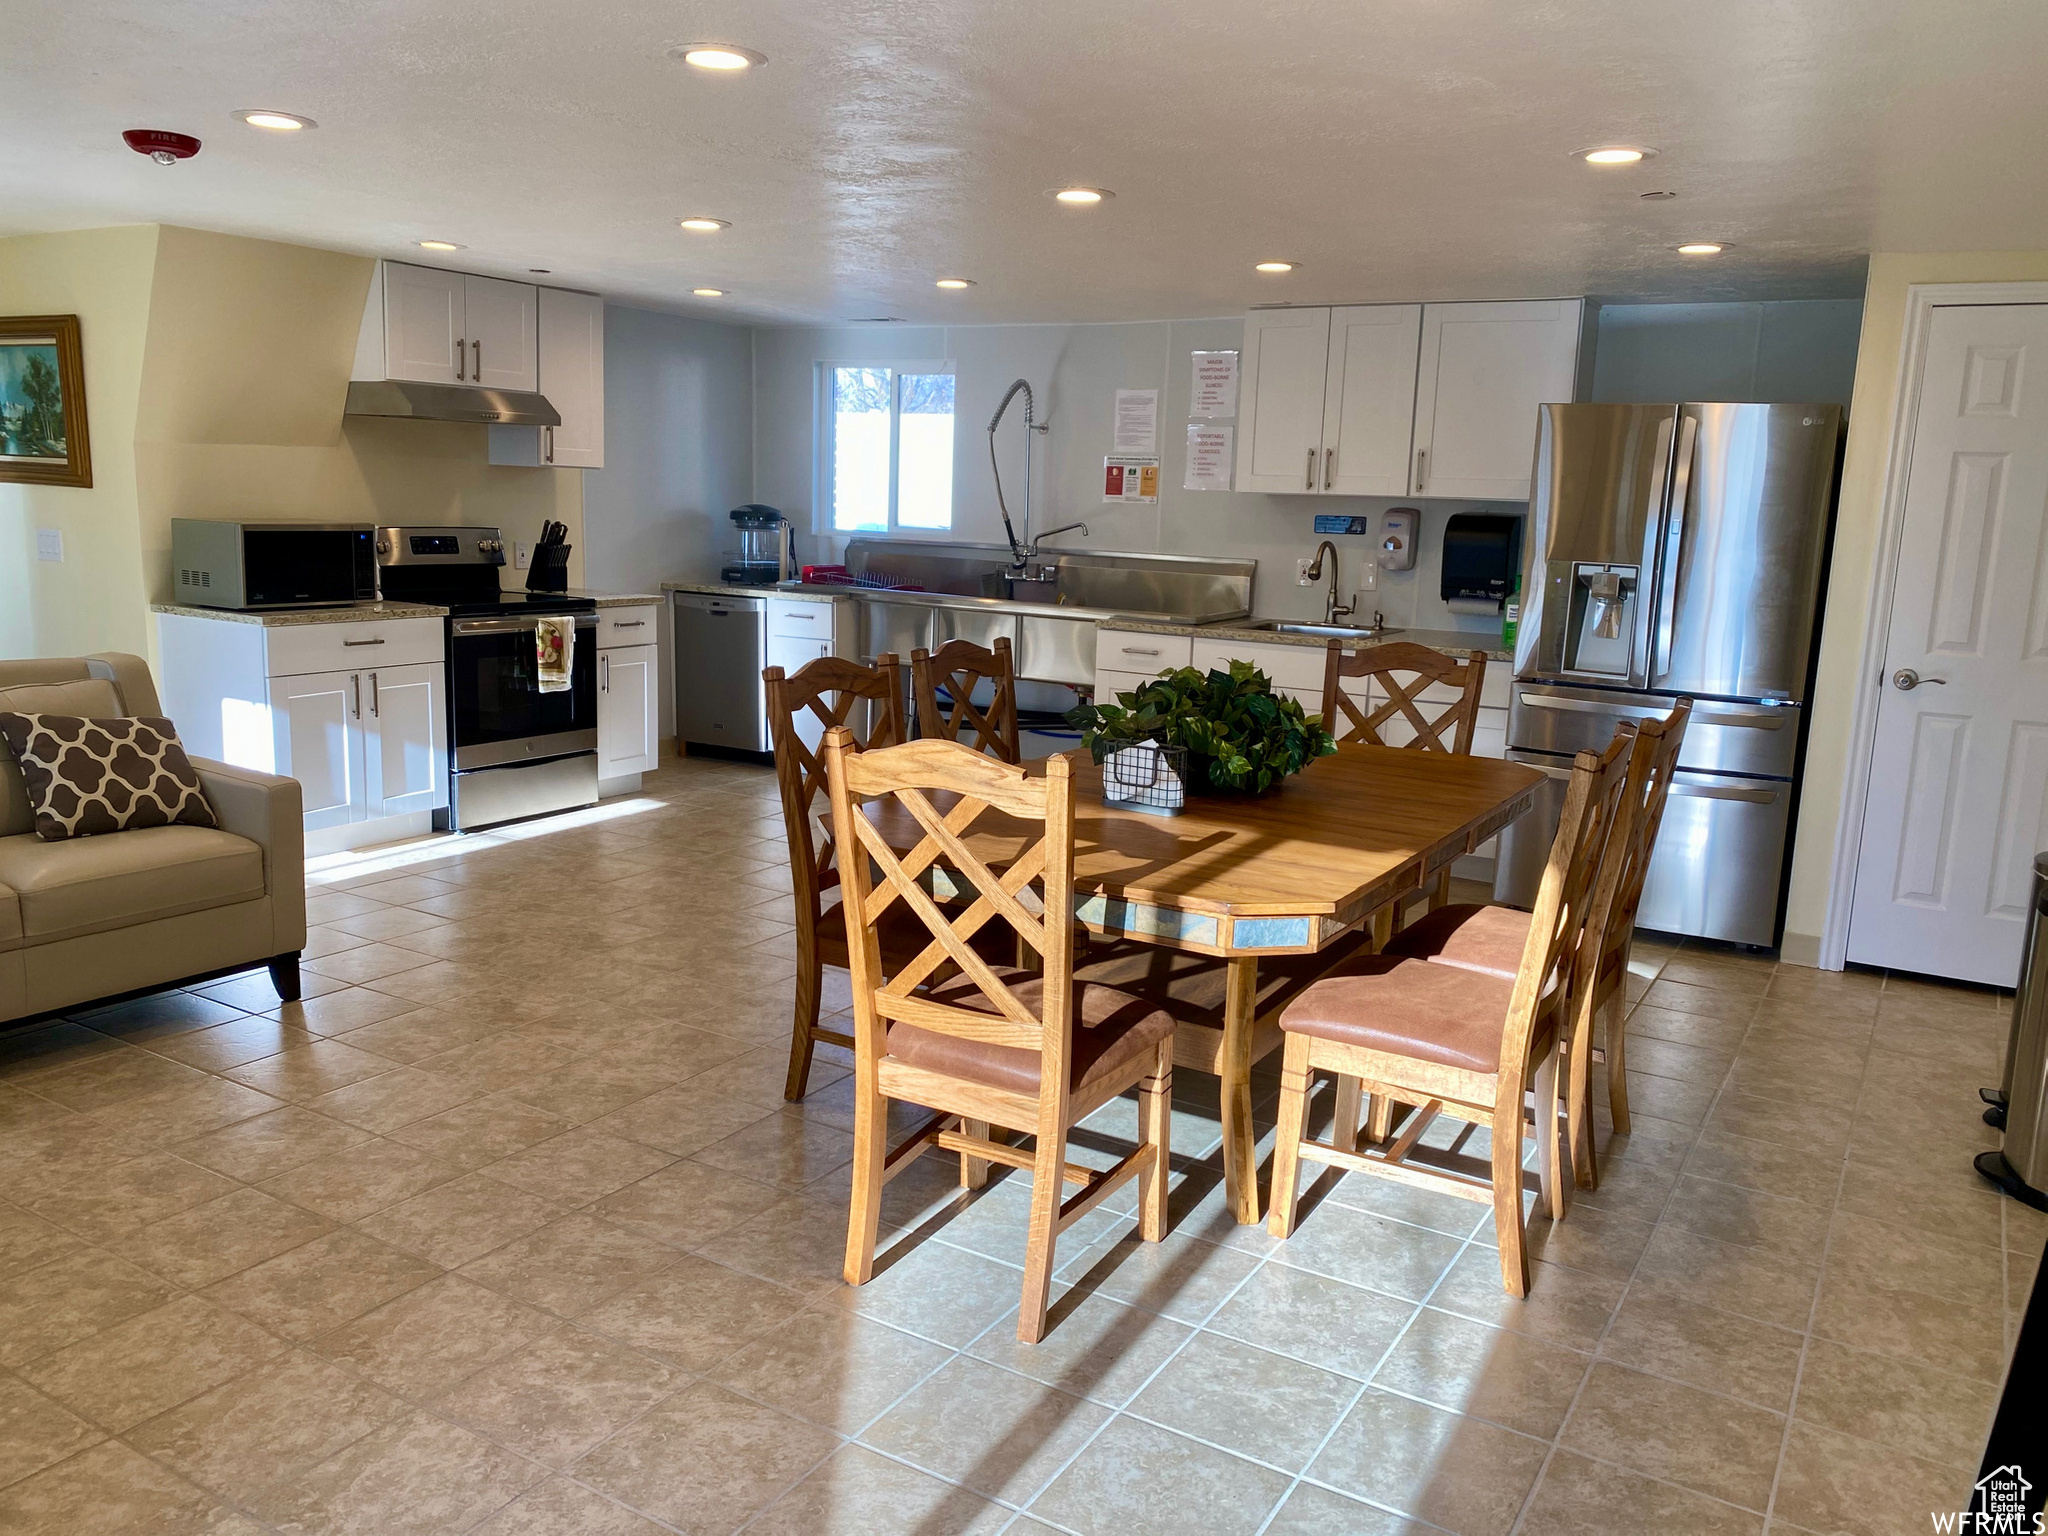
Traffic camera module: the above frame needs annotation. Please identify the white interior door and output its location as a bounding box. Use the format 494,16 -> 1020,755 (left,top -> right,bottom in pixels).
1848,303 -> 2048,985
363,662 -> 448,817
268,669 -> 364,830
383,263 -> 465,385
1235,308 -> 1331,493
464,275 -> 538,392
1323,305 -> 1421,496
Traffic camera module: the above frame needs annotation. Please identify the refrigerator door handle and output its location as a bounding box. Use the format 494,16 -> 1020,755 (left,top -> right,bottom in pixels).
1653,412 -> 1699,682
1668,782 -> 1781,805
1516,692 -> 1787,730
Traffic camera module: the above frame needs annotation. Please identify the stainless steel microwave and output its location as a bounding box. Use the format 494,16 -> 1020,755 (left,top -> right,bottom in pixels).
170,520 -> 378,609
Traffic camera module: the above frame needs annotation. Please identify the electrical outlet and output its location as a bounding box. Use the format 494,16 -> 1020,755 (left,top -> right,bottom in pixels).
35,528 -> 63,562
1295,558 -> 1315,586
1358,558 -> 1377,591
514,542 -> 531,570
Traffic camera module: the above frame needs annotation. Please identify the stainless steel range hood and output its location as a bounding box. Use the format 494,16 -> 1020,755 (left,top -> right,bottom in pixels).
344,379 -> 561,427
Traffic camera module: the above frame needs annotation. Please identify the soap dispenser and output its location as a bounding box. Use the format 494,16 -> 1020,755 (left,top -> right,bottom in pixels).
1379,508 -> 1419,573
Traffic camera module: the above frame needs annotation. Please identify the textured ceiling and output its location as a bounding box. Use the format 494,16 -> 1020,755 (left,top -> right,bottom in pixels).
6,0 -> 2046,324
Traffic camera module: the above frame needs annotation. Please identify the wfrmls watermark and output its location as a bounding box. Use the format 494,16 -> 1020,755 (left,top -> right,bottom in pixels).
1932,1466 -> 2040,1534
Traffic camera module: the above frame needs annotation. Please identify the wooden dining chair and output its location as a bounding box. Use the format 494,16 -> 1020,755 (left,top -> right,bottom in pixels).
823,730 -> 1174,1343
1266,724 -> 1637,1296
764,653 -> 909,1101
912,637 -> 1021,763
1384,701 -> 1691,1185
1321,640 -> 1489,926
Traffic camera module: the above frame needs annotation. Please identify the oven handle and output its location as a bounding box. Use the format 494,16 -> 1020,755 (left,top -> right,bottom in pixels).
451,615 -> 600,636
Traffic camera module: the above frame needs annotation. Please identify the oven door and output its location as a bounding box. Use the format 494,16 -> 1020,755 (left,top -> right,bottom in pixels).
448,614 -> 598,769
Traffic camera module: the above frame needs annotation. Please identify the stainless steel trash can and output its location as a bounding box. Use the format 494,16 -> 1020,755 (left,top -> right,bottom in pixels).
1978,851 -> 2048,1210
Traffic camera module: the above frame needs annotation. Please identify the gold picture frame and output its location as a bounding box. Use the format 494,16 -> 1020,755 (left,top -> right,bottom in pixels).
0,314 -> 92,489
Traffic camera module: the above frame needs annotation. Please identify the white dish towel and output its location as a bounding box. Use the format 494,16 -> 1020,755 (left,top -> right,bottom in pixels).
535,616 -> 573,693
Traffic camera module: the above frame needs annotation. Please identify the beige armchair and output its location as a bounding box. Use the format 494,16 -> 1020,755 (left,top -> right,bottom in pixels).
0,654 -> 306,1024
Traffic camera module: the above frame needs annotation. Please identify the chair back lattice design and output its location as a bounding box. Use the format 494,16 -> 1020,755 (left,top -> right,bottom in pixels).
1601,699 -> 1693,970
823,732 -> 1075,1078
1497,725 -> 1639,1086
764,655 -> 907,930
1320,641 -> 1487,754
913,638 -> 1021,763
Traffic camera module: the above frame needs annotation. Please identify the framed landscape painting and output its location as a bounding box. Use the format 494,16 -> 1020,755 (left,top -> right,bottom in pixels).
0,315 -> 91,488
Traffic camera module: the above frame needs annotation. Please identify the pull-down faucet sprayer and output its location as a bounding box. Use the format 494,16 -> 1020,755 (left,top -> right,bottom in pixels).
990,379 -> 1086,571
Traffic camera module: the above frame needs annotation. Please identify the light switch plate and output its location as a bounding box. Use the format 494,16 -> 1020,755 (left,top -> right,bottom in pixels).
35,528 -> 63,562
514,542 -> 531,570
1295,558 -> 1315,586
1358,558 -> 1378,591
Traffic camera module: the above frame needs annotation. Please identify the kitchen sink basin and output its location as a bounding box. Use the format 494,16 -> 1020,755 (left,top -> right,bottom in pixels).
1243,620 -> 1388,640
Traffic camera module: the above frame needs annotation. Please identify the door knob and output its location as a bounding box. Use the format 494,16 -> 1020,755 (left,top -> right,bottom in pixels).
1893,669 -> 1947,690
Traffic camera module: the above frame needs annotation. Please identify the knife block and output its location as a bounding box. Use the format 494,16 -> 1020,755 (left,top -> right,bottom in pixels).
525,545 -> 571,593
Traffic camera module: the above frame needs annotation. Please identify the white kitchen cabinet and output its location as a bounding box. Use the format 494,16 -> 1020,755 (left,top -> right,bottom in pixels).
267,669 -> 365,832
598,643 -> 658,779
1412,299 -> 1583,500
380,263 -> 466,385
489,287 -> 606,469
1236,308 -> 1333,493
363,662 -> 447,817
355,261 -> 538,393
1324,305 -> 1423,496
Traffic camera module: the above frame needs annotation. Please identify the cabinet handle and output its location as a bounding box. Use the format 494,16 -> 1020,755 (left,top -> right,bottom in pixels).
1305,448 -> 1316,491
1324,447 -> 1335,490
613,620 -> 645,628
342,637 -> 386,647
1120,646 -> 1162,656
456,338 -> 466,382
1414,448 -> 1427,493
545,426 -> 554,464
601,654 -> 609,693
473,339 -> 481,380
369,672 -> 379,717
349,674 -> 360,720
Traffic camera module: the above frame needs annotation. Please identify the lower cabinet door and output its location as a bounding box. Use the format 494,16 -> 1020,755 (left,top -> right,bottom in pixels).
268,669 -> 366,830
363,662 -> 449,817
598,644 -> 658,777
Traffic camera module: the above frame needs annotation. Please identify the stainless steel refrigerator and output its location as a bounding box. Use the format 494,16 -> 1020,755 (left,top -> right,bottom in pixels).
1494,402 -> 1842,946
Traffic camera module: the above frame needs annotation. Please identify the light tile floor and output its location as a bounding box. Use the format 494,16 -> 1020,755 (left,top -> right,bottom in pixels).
0,751 -> 2037,1535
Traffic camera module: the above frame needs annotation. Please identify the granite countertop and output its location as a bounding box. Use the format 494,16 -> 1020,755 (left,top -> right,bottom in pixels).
151,601 -> 449,626
564,589 -> 664,608
661,580 -> 839,602
1100,614 -> 1513,662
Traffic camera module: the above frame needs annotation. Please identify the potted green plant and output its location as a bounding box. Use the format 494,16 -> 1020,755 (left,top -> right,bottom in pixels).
1065,660 -> 1338,796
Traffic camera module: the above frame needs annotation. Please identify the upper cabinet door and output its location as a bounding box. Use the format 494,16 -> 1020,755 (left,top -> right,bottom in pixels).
463,275 -> 538,393
383,263 -> 466,385
1413,300 -> 1583,501
1235,308 -> 1333,493
1322,305 -> 1422,496
538,288 -> 604,468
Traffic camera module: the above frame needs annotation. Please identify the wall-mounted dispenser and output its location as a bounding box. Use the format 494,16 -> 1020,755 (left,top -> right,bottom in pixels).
1379,507 -> 1419,572
1441,512 -> 1522,616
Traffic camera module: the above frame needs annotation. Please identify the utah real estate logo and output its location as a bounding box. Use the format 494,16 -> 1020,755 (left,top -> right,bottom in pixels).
1933,1466 -> 2038,1534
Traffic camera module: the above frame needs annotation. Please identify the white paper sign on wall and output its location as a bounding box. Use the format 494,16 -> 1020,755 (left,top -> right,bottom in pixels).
1113,389 -> 1158,454
1190,351 -> 1239,419
1184,425 -> 1233,491
1103,456 -> 1160,503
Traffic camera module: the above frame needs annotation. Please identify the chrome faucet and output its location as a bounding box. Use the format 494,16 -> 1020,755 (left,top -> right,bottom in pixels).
1306,541 -> 1355,626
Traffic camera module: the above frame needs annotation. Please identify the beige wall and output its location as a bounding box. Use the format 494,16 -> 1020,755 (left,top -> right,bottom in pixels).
0,224 -> 584,666
1782,252 -> 2048,965
0,225 -> 160,658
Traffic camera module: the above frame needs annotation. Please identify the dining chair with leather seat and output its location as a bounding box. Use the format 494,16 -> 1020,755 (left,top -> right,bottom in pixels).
1384,700 -> 1691,1184
1266,724 -> 1637,1296
913,637 -> 1021,763
823,729 -> 1173,1343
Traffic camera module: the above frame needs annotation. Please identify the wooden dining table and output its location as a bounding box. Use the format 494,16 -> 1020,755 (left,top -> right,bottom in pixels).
867,742 -> 1545,1224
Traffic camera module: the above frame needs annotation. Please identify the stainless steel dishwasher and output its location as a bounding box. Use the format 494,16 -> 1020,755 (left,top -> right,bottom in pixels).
673,592 -> 769,753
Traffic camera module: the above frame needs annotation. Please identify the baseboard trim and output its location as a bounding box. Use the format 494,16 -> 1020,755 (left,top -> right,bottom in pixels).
1779,930 -> 1824,969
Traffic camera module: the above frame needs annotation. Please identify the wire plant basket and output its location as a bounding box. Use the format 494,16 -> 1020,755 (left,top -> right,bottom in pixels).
1101,741 -> 1188,817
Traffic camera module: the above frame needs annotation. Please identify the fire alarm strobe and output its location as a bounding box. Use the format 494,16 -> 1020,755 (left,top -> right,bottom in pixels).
123,129 -> 201,165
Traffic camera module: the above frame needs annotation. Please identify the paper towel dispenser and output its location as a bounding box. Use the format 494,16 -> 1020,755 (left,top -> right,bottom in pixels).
1442,513 -> 1522,611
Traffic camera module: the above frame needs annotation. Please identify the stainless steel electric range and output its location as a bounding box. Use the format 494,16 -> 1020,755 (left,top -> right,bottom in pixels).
374,525 -> 599,832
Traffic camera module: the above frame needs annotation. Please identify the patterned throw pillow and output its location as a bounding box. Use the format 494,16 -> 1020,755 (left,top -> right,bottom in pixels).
0,713 -> 219,841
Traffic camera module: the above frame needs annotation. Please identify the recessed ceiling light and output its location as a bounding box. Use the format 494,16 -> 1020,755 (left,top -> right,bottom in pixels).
693,288 -> 725,297
1254,261 -> 1297,274
416,240 -> 464,251
235,110 -> 315,132
1676,242 -> 1727,255
935,278 -> 974,289
1052,187 -> 1112,205
1640,190 -> 1678,201
1577,145 -> 1656,165
672,44 -> 766,70
678,217 -> 730,232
